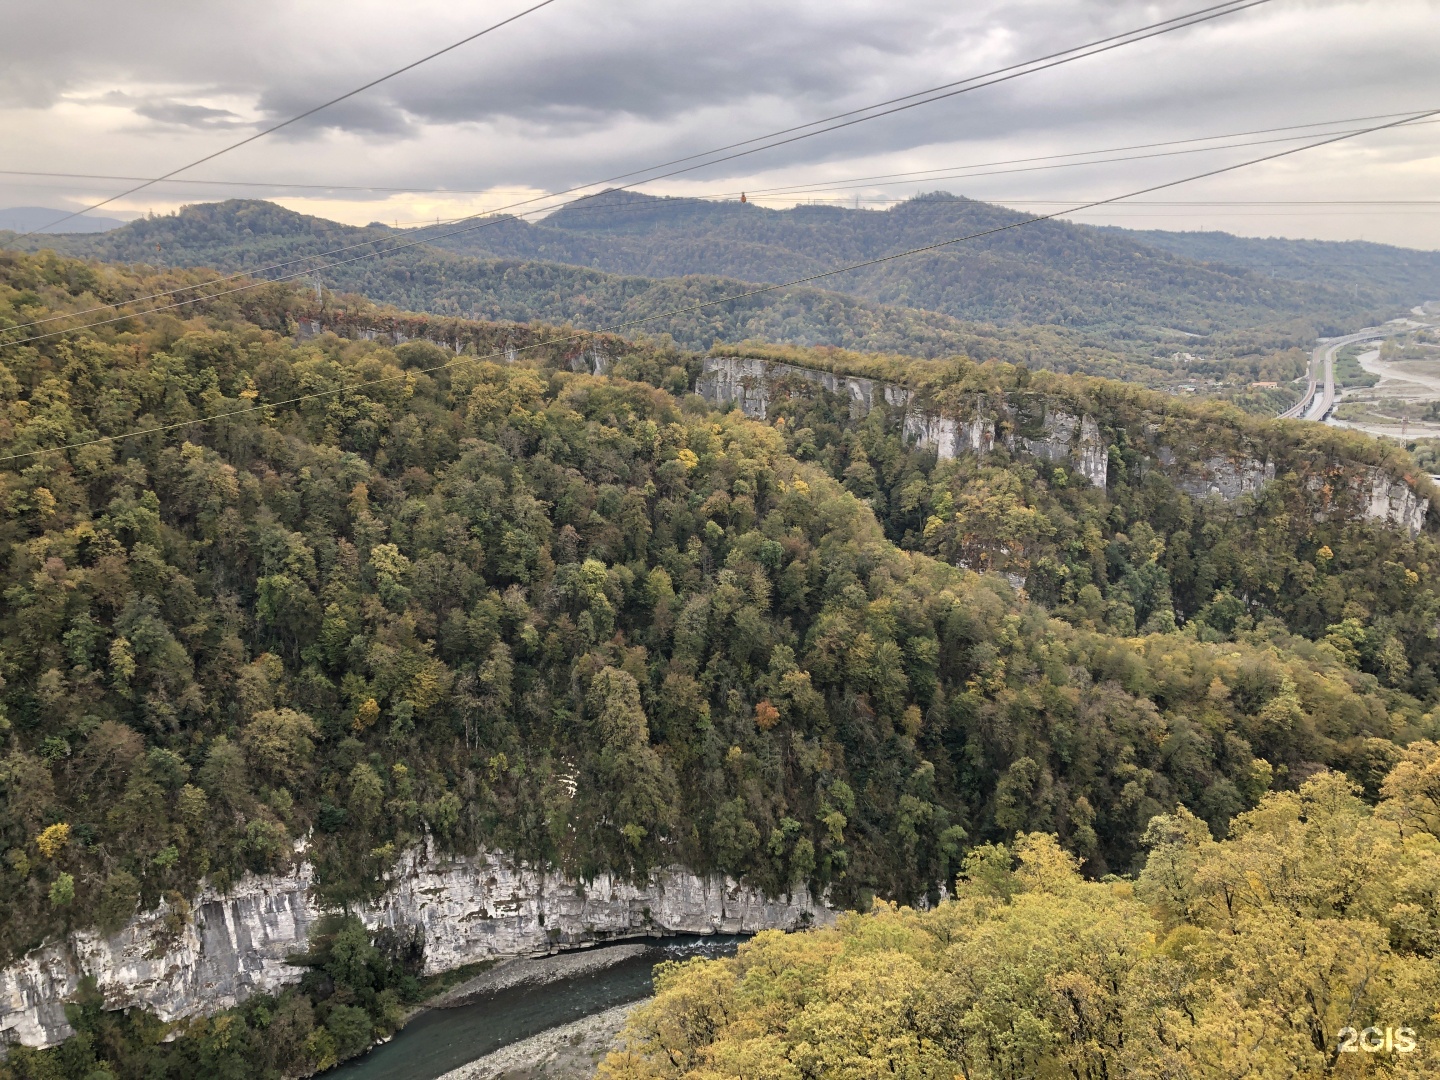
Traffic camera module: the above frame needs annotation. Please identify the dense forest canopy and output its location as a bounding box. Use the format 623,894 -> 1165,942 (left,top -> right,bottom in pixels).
599,760 -> 1440,1079
0,249 -> 1438,1076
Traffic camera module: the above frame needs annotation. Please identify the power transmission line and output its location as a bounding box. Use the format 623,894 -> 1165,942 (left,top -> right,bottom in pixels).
574,0 -> 1274,191
7,114 -> 1436,253
5,0 -> 562,241
706,111 -> 1439,195
0,171 -> 548,195
725,120 -> 1440,200
5,106 -> 1432,199
2,105 -> 1433,466
8,109 -> 1432,342
1008,200 -> 1440,205
0,0 -> 1273,341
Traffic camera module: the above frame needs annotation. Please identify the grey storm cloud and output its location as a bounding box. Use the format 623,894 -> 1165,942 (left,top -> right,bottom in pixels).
131,101 -> 247,129
1,0 -> 1438,246
0,1 -> 1361,133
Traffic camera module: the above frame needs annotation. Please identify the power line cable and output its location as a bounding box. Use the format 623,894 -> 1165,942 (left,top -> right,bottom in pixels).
599,117 -> 1440,208
7,108 -> 1430,343
728,120 -> 1440,199
5,0 -> 562,241
1,0 -> 1270,336
7,112 -> 1435,263
561,0 -> 1273,190
0,0 -> 1273,340
7,104 -> 1427,197
3,105 -> 1433,466
1002,199 -> 1440,205
704,111 -> 1439,194
552,0 -> 1278,201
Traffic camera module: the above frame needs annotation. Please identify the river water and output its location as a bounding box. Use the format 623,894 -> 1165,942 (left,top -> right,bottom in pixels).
328,936 -> 742,1080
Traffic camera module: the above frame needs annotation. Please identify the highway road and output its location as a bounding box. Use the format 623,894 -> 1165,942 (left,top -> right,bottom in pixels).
1278,331 -> 1368,420
1277,345 -> 1320,419
1278,326 -> 1407,422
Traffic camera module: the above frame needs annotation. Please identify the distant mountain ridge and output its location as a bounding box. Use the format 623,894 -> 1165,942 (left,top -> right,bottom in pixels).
15,194 -> 1437,382
0,206 -> 128,234
11,199 -> 1170,382
1110,227 -> 1440,301
414,189 -> 1429,336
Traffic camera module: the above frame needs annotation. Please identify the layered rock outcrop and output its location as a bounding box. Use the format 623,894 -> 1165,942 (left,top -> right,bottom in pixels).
1158,450 -> 1277,502
0,847 -> 829,1050
696,356 -> 1110,488
697,355 -> 1432,534
1365,470 -> 1430,535
1156,453 -> 1430,536
695,356 -> 911,422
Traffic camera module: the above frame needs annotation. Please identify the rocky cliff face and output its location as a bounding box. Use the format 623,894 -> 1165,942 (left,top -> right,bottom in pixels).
694,356 -> 910,422
696,356 -> 1109,488
1157,451 -> 1277,502
0,846 -> 829,1050
696,356 -> 1432,534
1012,412 -> 1109,490
1367,471 -> 1430,535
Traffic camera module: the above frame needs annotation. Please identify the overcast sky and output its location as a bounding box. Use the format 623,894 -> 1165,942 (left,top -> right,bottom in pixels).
1,0 -> 1438,248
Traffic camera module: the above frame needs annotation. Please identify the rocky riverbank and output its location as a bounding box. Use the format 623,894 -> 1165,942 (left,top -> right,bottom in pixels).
432,946 -> 650,1008
434,1003 -> 637,1080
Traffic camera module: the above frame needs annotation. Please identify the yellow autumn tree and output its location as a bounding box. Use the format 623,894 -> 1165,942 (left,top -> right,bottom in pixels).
601,769 -> 1440,1080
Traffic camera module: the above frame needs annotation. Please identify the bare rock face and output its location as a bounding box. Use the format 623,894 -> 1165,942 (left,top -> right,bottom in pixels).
1014,412 -> 1109,489
694,356 -> 903,421
697,355 -> 772,418
697,357 -> 1107,487
1361,469 -> 1429,535
901,413 -> 997,462
1170,455 -> 1277,502
0,848 -> 830,1050
696,355 -> 1435,531
1142,447 -> 1434,535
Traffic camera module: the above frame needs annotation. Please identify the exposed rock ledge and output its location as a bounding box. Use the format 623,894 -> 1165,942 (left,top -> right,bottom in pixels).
695,356 -> 1110,488
0,845 -> 829,1050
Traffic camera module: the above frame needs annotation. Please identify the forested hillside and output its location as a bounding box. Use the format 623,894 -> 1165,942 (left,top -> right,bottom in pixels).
422,189 -> 1418,336
1118,226 -> 1440,299
9,201 -> 1162,381
708,341 -> 1440,701
2,250 -> 1438,1076
13,195 -> 1429,394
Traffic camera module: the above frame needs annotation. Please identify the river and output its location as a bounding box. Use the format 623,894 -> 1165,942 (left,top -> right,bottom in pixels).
327,936 -> 743,1080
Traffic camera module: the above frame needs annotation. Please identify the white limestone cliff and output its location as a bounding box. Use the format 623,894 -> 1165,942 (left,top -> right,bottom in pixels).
1367,471 -> 1430,536
0,846 -> 830,1050
697,356 -> 1108,488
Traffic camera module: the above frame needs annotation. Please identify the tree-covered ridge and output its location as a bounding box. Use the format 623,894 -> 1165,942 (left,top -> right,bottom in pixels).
1115,226 -> 1440,297
10,198 -> 1384,396
599,758 -> 1440,1079
430,189 -> 1420,335
698,340 -> 1440,693
10,201 -> 1172,382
